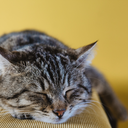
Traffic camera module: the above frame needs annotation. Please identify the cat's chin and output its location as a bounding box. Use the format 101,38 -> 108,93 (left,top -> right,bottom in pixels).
34,117 -> 69,124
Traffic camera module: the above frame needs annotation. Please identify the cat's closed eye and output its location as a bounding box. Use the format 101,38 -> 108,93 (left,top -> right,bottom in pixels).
64,88 -> 75,97
64,89 -> 80,101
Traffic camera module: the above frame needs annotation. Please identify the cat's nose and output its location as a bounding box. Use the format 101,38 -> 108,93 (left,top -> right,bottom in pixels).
53,109 -> 66,118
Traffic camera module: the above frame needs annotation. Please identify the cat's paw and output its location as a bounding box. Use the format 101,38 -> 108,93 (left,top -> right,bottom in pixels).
12,113 -> 33,120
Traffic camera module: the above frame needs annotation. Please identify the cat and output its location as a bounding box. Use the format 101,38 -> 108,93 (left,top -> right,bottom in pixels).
0,30 -> 127,124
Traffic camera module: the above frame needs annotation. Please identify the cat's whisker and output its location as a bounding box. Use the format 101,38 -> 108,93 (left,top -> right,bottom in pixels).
87,100 -> 102,105
85,105 -> 98,115
86,100 -> 103,110
87,101 -> 113,120
0,111 -> 10,117
88,103 -> 101,112
85,105 -> 106,118
83,105 -> 93,115
88,105 -> 97,114
88,99 -> 110,109
87,99 -> 109,108
88,102 -> 113,121
87,100 -> 113,120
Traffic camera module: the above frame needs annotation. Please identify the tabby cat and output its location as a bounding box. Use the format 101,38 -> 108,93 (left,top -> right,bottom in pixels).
0,30 -> 127,124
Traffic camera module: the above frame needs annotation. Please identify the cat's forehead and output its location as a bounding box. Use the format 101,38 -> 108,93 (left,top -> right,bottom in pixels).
33,45 -> 77,61
16,46 -> 82,92
31,46 -> 71,78
25,46 -> 78,90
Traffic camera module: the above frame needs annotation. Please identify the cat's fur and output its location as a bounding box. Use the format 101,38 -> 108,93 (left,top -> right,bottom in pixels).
0,30 -> 127,124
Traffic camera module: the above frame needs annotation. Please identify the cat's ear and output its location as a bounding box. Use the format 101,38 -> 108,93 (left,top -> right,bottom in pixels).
0,47 -> 29,64
0,47 -> 30,74
75,41 -> 97,67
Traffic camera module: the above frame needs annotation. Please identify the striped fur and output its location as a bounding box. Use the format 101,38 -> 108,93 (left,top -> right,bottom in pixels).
0,30 -> 127,123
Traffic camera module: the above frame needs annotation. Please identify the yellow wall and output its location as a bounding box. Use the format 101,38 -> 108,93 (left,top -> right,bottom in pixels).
0,0 -> 128,127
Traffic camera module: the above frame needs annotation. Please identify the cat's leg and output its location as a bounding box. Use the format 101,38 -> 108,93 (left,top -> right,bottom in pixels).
84,66 -> 127,121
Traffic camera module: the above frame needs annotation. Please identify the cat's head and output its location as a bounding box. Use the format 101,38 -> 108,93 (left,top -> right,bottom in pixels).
0,42 -> 96,123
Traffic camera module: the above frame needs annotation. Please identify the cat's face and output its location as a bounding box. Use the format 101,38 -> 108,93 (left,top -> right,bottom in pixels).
0,43 -> 95,123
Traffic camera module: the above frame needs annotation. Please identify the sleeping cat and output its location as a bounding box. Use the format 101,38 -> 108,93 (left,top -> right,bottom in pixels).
0,30 -> 127,124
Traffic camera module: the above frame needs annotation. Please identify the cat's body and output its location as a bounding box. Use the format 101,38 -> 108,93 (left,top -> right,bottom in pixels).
0,30 -> 127,124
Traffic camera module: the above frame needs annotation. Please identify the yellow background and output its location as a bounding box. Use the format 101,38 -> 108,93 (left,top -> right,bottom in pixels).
0,0 -> 128,127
